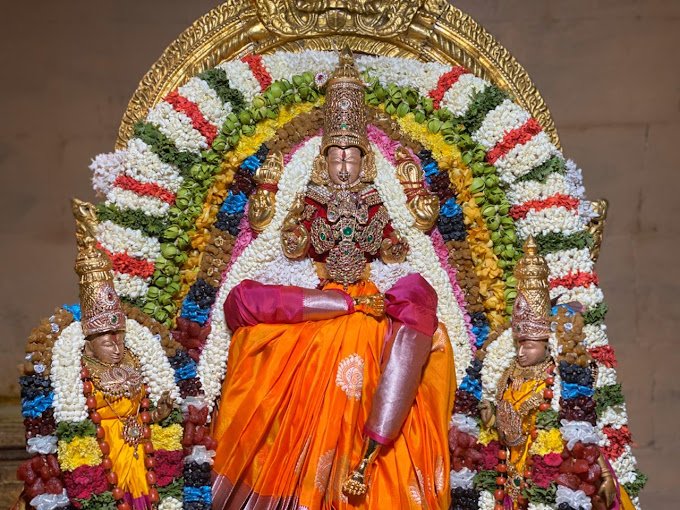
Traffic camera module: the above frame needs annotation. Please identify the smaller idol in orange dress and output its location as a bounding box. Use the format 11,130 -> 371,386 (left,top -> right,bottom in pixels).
479,237 -> 635,510
73,200 -> 173,510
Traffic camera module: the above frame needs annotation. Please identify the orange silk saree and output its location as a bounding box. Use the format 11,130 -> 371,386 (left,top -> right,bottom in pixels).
212,279 -> 456,509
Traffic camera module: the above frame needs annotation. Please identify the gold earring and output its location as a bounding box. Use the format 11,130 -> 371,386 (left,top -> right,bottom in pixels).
311,154 -> 329,185
361,152 -> 377,183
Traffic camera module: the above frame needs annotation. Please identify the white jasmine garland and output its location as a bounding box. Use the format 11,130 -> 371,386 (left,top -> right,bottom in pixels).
125,138 -> 183,192
369,260 -> 416,294
610,445 -> 637,480
26,435 -> 58,455
261,50 -> 338,84
185,445 -> 216,465
90,150 -> 126,196
472,98 -> 531,149
515,206 -> 586,239
146,102 -> 208,154
544,248 -> 594,281
124,319 -> 181,405
598,404 -> 629,429
564,160 -> 587,199
632,496 -> 641,510
251,253 -> 320,289
450,413 -> 480,437
106,188 -> 170,218
357,55 -> 449,96
113,273 -> 151,300
495,131 -> 557,184
158,497 -> 183,510
373,147 -> 471,381
449,467 -> 476,489
547,331 -> 563,412
583,324 -> 609,349
198,137 -> 320,410
29,490 -> 69,510
478,490 -> 495,510
179,76 -> 231,128
560,420 -> 602,449
550,285 -> 604,311
217,60 -> 261,103
506,171 -> 571,205
51,322 -> 88,422
97,220 -> 161,260
440,74 -> 488,117
596,366 -> 618,388
480,328 -> 515,401
555,486 -> 592,510
527,503 -> 554,510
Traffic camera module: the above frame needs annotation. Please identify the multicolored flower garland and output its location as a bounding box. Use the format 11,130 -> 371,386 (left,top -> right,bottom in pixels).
87,49 -> 645,506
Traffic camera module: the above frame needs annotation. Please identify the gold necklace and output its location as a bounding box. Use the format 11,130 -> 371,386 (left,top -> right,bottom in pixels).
494,358 -> 554,447
83,350 -> 146,456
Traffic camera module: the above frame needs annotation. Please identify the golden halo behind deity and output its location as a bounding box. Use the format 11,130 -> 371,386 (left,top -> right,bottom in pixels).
115,0 -> 559,150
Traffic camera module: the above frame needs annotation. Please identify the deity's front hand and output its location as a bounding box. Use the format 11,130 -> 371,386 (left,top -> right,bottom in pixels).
478,400 -> 496,428
151,391 -> 174,422
353,294 -> 385,318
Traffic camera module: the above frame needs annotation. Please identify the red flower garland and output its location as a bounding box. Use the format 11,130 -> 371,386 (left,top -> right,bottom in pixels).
602,425 -> 632,459
486,118 -> 543,165
509,193 -> 580,220
588,345 -> 618,368
113,174 -> 176,205
153,449 -> 184,487
242,54 -> 272,91
63,464 -> 109,502
165,91 -> 218,144
98,245 -> 156,279
428,66 -> 469,109
550,272 -> 600,290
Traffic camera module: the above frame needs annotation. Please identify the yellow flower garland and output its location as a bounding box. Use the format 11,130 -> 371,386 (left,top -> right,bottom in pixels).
529,428 -> 565,456
478,426 -> 500,446
57,436 -> 102,471
393,113 -> 507,328
176,100 -> 323,299
150,423 -> 183,452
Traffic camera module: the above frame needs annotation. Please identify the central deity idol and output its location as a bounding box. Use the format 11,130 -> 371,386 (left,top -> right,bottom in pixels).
210,49 -> 455,509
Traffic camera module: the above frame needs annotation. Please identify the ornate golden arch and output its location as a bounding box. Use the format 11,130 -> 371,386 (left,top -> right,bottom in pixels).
116,0 -> 559,150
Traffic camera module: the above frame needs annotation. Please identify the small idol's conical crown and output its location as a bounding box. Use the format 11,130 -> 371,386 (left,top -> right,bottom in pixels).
254,151 -> 284,186
72,198 -> 126,336
512,236 -> 551,341
320,47 -> 369,155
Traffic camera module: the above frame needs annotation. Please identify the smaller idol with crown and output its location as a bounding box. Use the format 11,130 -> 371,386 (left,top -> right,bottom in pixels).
477,237 -> 636,510
16,199 -> 188,510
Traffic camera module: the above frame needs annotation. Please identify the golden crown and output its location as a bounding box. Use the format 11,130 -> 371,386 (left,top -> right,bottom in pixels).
512,236 -> 551,341
72,198 -> 126,336
320,47 -> 369,155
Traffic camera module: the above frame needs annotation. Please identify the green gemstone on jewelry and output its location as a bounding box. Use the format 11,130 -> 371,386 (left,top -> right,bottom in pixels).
367,235 -> 373,242
343,226 -> 352,236
320,233 -> 326,240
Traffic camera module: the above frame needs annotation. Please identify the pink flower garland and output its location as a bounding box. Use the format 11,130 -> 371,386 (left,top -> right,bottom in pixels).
366,124 -> 421,167
430,229 -> 477,351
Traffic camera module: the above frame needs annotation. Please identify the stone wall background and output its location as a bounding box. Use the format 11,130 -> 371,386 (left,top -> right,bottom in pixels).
0,1 -> 677,507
